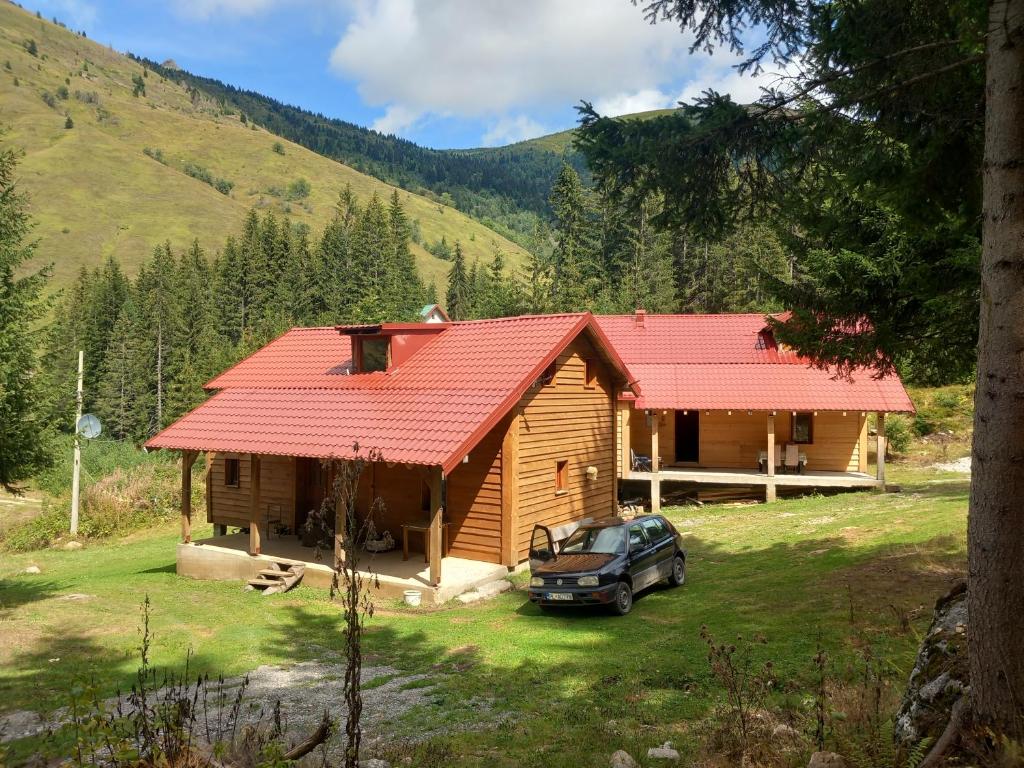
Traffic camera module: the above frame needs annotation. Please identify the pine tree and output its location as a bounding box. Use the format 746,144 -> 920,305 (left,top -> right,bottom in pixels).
388,190 -> 424,320
446,242 -> 470,321
135,243 -> 179,435
349,193 -> 391,322
0,148 -> 52,491
548,164 -> 602,312
96,291 -> 146,440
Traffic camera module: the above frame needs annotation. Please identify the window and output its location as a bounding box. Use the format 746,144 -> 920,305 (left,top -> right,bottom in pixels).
224,457 -> 240,487
792,412 -> 814,444
641,517 -> 670,543
356,337 -> 389,373
584,358 -> 598,388
628,524 -> 649,554
555,459 -> 569,493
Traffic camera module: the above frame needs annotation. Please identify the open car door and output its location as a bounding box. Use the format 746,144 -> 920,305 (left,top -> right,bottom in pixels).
529,524 -> 556,570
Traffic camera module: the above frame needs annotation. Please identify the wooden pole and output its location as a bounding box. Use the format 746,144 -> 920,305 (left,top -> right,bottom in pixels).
766,412 -> 777,503
876,412 -> 886,487
500,412 -> 520,567
650,412 -> 661,514
620,401 -> 632,480
249,453 -> 262,555
181,451 -> 197,543
70,350 -> 83,535
428,466 -> 443,586
611,393 -> 619,515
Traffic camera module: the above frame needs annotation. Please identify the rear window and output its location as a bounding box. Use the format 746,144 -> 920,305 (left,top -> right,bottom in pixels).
641,517 -> 670,543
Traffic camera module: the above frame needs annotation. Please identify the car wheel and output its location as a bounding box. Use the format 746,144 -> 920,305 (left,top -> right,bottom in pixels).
611,581 -> 633,615
668,555 -> 686,587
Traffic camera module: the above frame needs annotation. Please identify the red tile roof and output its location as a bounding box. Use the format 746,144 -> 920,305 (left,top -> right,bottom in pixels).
596,314 -> 914,413
146,314 -> 636,471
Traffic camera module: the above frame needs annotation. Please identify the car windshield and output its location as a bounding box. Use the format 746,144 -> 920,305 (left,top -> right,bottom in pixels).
560,525 -> 626,555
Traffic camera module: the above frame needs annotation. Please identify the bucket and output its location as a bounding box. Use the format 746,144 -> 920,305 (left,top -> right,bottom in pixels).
403,589 -> 422,607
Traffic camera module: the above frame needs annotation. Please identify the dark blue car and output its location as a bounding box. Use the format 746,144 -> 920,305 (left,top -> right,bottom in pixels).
527,515 -> 686,615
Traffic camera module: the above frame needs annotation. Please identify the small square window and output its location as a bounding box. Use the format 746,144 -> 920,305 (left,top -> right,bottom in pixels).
224,458 -> 240,487
555,460 -> 569,493
536,362 -> 556,387
792,413 -> 814,444
356,337 -> 389,373
584,359 -> 597,388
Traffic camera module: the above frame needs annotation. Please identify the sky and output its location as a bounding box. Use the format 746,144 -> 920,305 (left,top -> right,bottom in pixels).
26,0 -> 787,149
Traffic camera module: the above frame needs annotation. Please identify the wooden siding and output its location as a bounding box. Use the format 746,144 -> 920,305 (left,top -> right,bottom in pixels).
625,408 -> 867,473
446,418 -> 505,563
207,453 -> 297,529
514,337 -> 618,560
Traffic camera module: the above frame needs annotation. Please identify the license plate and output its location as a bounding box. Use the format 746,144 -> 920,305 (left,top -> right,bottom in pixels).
545,592 -> 574,601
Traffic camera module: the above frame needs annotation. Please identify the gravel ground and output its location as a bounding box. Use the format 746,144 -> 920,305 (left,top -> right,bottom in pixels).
931,456 -> 971,473
0,660 -> 486,760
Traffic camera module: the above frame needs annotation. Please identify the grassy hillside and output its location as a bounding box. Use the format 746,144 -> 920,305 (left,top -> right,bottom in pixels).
0,3 -> 530,292
508,107 -> 681,155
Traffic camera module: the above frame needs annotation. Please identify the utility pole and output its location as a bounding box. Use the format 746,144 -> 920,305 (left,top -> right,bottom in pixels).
70,350 -> 83,535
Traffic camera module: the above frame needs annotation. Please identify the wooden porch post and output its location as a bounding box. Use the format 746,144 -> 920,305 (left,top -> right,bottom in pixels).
500,412 -> 520,567
181,450 -> 197,543
620,401 -> 631,480
766,413 -> 777,503
428,466 -> 443,586
249,453 -> 262,555
650,412 -> 661,514
876,412 -> 886,487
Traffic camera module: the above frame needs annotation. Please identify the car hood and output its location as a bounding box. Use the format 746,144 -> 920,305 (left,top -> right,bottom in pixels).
533,553 -> 618,576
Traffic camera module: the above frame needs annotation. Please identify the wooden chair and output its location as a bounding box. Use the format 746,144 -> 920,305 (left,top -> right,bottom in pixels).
784,444 -> 807,474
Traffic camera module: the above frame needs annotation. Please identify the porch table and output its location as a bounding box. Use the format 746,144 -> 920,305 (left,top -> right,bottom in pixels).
401,521 -> 450,562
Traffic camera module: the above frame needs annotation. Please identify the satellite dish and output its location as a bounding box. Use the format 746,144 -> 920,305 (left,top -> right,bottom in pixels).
76,413 -> 101,439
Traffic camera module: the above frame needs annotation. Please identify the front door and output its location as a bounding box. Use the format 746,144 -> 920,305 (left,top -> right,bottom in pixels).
675,410 -> 700,463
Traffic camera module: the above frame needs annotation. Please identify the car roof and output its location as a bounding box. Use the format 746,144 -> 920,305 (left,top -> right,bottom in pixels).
578,514 -> 663,529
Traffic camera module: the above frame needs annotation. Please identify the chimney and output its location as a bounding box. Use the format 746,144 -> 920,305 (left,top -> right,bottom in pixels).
634,309 -> 647,329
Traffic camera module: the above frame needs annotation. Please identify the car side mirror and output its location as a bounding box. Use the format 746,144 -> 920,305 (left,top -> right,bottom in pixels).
530,546 -> 554,563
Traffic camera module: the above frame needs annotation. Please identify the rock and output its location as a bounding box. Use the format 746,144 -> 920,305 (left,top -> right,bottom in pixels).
647,741 -> 680,760
807,752 -> 845,768
359,760 -> 390,768
23,565 -> 41,574
894,581 -> 969,756
62,541 -> 83,551
610,750 -> 638,768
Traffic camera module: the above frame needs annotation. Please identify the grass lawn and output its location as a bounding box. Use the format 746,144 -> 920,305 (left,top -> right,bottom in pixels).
0,466 -> 968,766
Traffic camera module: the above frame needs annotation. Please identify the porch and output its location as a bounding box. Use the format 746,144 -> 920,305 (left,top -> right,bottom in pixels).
619,405 -> 887,508
176,532 -> 510,605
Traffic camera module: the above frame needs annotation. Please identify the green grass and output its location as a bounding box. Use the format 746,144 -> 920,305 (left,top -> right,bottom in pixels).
0,4 -> 529,293
0,465 -> 968,765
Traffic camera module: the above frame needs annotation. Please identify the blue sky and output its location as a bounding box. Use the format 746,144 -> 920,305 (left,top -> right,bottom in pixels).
27,0 -> 783,149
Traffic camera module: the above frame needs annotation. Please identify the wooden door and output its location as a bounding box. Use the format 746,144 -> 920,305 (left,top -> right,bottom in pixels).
675,411 -> 700,463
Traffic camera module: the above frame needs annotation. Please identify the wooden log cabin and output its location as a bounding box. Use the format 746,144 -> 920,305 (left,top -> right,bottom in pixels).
595,312 -> 915,507
146,313 -> 639,596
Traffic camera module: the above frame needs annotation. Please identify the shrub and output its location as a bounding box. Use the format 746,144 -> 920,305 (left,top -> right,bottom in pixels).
885,415 -> 912,456
142,146 -> 165,163
912,413 -> 935,436
932,390 -> 963,412
56,84 -> 69,99
131,73 -> 145,97
41,90 -> 56,108
12,77 -> 19,87
272,141 -> 285,155
286,177 -> 311,200
214,177 -> 234,195
25,39 -> 37,56
64,115 -> 73,129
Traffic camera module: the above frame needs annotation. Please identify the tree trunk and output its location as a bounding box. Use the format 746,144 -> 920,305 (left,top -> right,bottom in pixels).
969,0 -> 1024,738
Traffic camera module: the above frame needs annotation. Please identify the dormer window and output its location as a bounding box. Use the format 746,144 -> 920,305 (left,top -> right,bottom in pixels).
355,337 -> 389,373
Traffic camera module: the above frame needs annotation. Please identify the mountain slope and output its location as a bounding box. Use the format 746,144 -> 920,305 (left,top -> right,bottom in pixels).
0,3 -> 529,291
135,56 -> 577,232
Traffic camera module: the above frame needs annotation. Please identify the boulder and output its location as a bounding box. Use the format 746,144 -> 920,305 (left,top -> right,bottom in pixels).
893,581 -> 969,755
647,741 -> 680,760
610,750 -> 638,768
23,565 -> 41,574
359,760 -> 390,768
62,541 -> 83,551
772,723 -> 801,741
807,752 -> 845,768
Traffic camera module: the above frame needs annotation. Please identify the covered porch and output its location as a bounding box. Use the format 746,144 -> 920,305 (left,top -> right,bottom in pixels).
618,406 -> 887,508
176,531 -> 509,604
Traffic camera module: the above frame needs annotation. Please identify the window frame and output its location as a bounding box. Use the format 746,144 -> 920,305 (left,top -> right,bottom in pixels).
584,358 -> 598,389
536,361 -> 557,388
554,459 -> 569,494
354,336 -> 390,373
224,457 -> 240,488
792,412 -> 814,445
641,517 -> 670,544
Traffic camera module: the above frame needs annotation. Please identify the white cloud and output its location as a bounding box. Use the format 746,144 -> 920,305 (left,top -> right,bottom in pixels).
592,88 -> 674,117
330,0 -> 692,123
171,0 -> 286,19
675,46 -> 794,106
371,104 -> 424,135
480,114 -> 547,146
